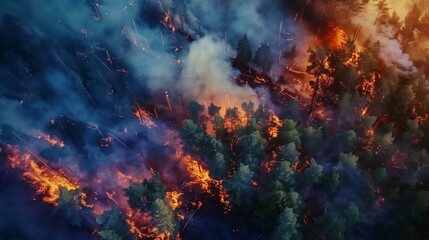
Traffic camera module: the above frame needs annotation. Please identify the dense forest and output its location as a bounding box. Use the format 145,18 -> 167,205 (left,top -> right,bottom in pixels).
1,0 -> 429,239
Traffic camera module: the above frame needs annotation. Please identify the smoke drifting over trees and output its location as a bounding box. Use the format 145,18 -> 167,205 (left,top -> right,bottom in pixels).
1,0 -> 429,239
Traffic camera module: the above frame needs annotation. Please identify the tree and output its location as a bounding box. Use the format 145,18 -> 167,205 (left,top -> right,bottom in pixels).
235,34 -> 252,65
315,205 -> 346,240
181,119 -> 208,153
272,160 -> 295,187
306,46 -> 330,114
96,208 -> 136,240
322,170 -> 341,194
208,102 -> 221,116
388,84 -> 415,122
389,11 -> 402,29
343,202 -> 366,229
236,131 -> 266,168
254,42 -> 274,75
419,12 -> 429,37
303,158 -> 323,185
241,101 -> 255,117
328,130 -> 357,154
271,207 -> 300,240
376,0 -> 390,25
124,174 -> 179,238
401,4 -> 422,44
357,51 -> 378,84
279,142 -> 300,163
56,187 -> 91,227
124,173 -> 165,211
301,126 -> 323,156
278,119 -> 301,146
254,186 -> 287,229
225,164 -> 255,207
151,198 -> 179,236
187,100 -> 204,122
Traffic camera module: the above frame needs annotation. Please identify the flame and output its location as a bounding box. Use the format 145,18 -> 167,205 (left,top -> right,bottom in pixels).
323,22 -> 348,49
268,115 -> 283,138
36,133 -> 65,148
171,139 -> 232,211
160,11 -> 175,32
411,104 -> 429,124
6,145 -> 78,206
361,106 -> 369,116
359,72 -> 377,100
166,191 -> 183,211
180,153 -> 212,192
220,108 -> 249,133
134,107 -> 156,128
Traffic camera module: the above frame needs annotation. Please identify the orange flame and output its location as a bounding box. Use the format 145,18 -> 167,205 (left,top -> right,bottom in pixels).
6,145 -> 78,206
36,133 -> 65,148
134,107 -> 156,128
166,191 -> 183,211
220,108 -> 248,133
160,11 -> 175,32
324,22 -> 348,49
268,115 -> 283,138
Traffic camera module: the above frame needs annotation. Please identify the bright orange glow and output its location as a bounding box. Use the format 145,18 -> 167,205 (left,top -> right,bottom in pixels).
360,72 -> 377,100
180,153 -> 212,192
411,104 -> 429,124
361,106 -> 369,116
220,108 -> 248,133
268,115 -> 283,138
134,107 -> 156,128
166,191 -> 183,211
6,145 -> 78,206
324,22 -> 348,49
160,11 -> 175,32
36,133 -> 65,148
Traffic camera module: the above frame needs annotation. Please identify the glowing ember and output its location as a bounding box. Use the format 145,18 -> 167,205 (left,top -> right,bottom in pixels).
166,191 -> 183,211
180,153 -> 212,192
134,107 -> 156,128
36,133 -> 65,148
268,114 -> 283,138
160,11 -> 176,33
220,108 -> 249,133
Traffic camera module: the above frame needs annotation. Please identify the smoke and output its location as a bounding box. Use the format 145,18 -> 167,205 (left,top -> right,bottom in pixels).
0,0 -> 304,238
179,36 -> 258,108
352,3 -> 417,75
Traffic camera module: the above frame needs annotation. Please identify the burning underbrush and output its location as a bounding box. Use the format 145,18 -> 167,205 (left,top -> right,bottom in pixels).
2,0 -> 429,239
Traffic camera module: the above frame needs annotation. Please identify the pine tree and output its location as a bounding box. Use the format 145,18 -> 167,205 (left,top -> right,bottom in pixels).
254,42 -> 274,75
236,34 -> 252,65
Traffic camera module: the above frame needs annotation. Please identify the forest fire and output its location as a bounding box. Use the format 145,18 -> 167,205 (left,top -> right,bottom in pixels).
318,22 -> 348,49
179,151 -> 212,192
220,107 -> 249,133
268,114 -> 283,138
134,106 -> 156,128
5,145 -> 79,206
3,0 -> 429,239
166,191 -> 183,211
